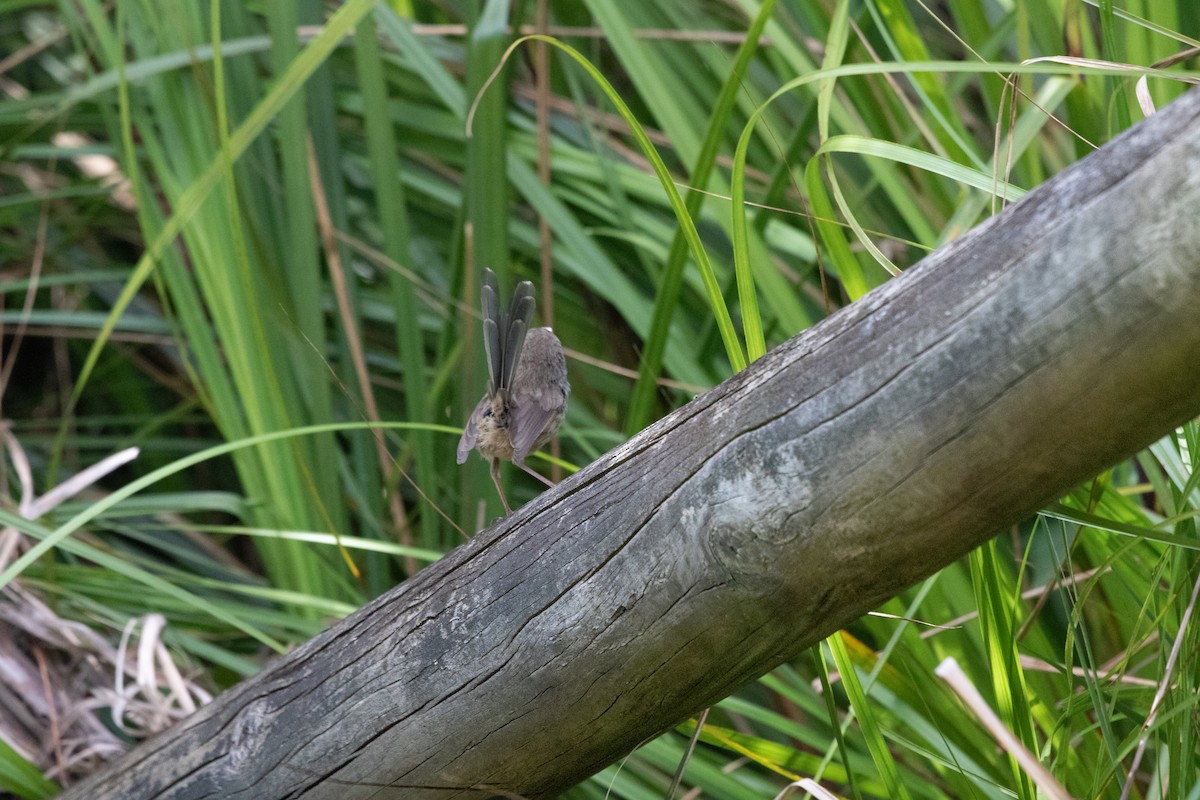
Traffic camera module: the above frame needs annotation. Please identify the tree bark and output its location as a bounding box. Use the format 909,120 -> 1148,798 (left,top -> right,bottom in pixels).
63,88 -> 1200,800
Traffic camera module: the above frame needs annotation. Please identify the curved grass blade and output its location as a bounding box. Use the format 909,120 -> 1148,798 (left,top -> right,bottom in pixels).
472,35 -> 747,374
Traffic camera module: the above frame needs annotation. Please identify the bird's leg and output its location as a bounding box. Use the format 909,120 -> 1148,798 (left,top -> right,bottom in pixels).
489,457 -> 512,514
515,460 -> 556,488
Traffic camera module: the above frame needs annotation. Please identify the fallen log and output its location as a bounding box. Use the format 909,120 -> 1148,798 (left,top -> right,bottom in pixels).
62,87 -> 1200,799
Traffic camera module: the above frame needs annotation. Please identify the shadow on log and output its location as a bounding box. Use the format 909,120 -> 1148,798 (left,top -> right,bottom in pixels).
63,88 -> 1200,799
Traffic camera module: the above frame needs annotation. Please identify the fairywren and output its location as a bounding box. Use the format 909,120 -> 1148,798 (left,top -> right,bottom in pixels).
457,268 -> 569,513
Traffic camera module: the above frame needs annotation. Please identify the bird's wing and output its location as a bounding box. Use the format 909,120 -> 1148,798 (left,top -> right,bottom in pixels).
508,390 -> 558,465
456,395 -> 489,464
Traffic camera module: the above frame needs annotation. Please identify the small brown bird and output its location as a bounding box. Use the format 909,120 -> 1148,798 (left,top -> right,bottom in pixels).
457,268 -> 569,513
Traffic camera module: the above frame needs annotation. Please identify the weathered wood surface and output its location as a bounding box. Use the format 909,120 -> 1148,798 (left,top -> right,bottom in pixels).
63,88 -> 1200,799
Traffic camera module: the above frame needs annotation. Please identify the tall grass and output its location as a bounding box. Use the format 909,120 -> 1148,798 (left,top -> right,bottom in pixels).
1,0 -> 1198,798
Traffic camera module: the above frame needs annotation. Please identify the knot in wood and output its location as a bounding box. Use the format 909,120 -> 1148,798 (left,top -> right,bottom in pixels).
697,452 -> 809,592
